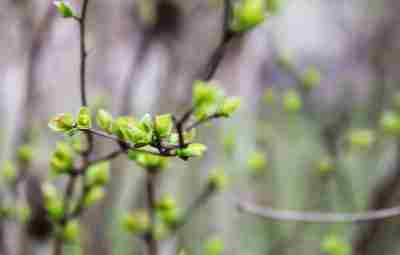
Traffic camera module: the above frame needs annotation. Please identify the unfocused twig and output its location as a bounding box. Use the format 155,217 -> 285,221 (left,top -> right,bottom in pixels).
238,201 -> 400,223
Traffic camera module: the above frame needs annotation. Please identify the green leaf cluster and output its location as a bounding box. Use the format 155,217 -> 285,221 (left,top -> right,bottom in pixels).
193,81 -> 241,121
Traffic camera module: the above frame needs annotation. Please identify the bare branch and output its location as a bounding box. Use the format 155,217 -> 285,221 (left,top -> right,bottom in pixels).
238,201 -> 400,223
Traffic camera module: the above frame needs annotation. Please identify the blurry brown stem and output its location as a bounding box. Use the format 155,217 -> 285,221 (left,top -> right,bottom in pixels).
199,0 -> 234,81
145,171 -> 159,255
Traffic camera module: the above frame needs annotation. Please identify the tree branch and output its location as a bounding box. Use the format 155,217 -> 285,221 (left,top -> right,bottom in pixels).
238,201 -> 400,223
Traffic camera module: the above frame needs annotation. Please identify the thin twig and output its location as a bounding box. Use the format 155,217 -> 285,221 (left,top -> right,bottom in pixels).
185,113 -> 224,132
145,171 -> 159,255
169,185 -> 215,234
53,2 -> 91,255
200,0 -> 234,81
238,201 -> 400,223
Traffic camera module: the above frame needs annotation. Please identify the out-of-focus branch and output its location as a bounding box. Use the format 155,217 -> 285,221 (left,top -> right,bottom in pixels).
238,200 -> 400,223
198,0 -> 234,81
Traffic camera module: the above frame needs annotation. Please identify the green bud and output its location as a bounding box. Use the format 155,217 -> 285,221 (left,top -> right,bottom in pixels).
176,143 -> 207,159
42,183 -> 64,220
218,97 -> 241,117
321,235 -> 350,255
48,113 -> 75,132
86,162 -> 110,186
128,151 -> 169,171
112,116 -> 137,139
84,187 -> 105,207
63,220 -> 80,242
157,194 -> 177,211
231,0 -> 266,33
122,210 -> 150,234
207,168 -> 228,190
155,114 -> 173,138
158,207 -> 180,226
193,81 -> 224,107
121,126 -> 152,146
380,111 -> 400,136
118,115 -> 153,146
348,129 -> 375,149
140,114 -> 154,133
96,109 -> 113,133
204,237 -> 224,255
1,161 -> 17,183
76,107 -> 92,129
301,67 -> 321,90
17,144 -> 34,163
168,133 -> 179,145
247,151 -> 267,175
53,1 -> 76,18
283,89 -> 302,113
315,156 -> 335,175
50,142 -> 74,175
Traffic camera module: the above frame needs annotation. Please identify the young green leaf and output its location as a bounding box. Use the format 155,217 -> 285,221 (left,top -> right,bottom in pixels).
54,1 -> 76,18
204,237 -> 224,255
231,0 -> 267,33
176,143 -> 207,159
155,114 -> 173,138
218,97 -> 241,117
49,113 -> 75,132
128,151 -> 169,170
86,162 -> 110,186
283,89 -> 302,113
76,107 -> 92,129
247,151 -> 267,175
301,67 -> 321,90
50,142 -> 74,175
63,220 -> 80,242
158,207 -> 180,226
380,111 -> 400,136
96,109 -> 113,133
321,235 -> 350,255
42,183 -> 64,220
157,194 -> 177,211
84,187 -> 105,207
17,144 -> 34,163
122,210 -> 150,234
1,161 -> 17,183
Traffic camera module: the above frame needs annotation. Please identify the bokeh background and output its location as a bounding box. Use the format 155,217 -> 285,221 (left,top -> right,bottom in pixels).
1,0 -> 399,254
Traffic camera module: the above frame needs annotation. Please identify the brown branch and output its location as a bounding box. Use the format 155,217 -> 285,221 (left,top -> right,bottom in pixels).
199,0 -> 234,81
144,171 -> 159,255
53,2 -> 91,255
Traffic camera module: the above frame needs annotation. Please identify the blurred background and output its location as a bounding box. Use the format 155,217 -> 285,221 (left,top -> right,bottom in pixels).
1,0 -> 400,254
